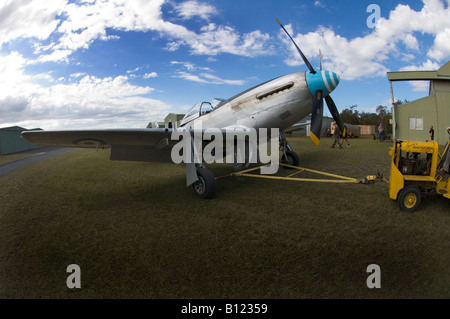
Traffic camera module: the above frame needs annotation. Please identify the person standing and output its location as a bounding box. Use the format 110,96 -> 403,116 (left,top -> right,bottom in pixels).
429,126 -> 435,141
378,123 -> 385,142
439,127 -> 450,181
439,126 -> 450,181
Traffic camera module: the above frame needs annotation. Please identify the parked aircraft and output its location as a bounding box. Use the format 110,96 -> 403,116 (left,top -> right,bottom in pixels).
22,19 -> 346,199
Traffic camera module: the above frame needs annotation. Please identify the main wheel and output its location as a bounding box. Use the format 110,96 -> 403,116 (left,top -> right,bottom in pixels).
192,168 -> 216,199
282,150 -> 300,167
398,185 -> 422,212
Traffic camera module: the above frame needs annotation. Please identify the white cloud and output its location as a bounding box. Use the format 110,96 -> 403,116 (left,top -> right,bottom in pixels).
314,1 -> 325,8
170,61 -> 211,72
169,60 -> 244,85
0,51 -> 34,96
400,59 -> 441,72
0,52 -> 171,129
173,71 -> 245,85
428,27 -> 450,60
0,0 -> 65,46
174,71 -> 209,84
3,0 -> 450,129
281,0 -> 450,80
143,72 -> 158,79
201,73 -> 245,85
175,0 -> 218,20
163,23 -> 272,57
1,0 -> 272,63
403,34 -> 419,51
70,72 -> 86,78
194,25 -> 272,56
281,26 -> 390,80
3,0 -> 450,74
126,67 -> 142,74
400,59 -> 441,92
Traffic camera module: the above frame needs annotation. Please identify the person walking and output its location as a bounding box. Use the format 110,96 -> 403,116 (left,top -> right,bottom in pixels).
331,123 -> 343,149
341,125 -> 350,148
429,126 -> 435,141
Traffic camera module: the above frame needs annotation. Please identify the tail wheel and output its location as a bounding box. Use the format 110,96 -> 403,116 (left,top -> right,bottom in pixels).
398,185 -> 422,212
282,150 -> 300,167
192,168 -> 216,199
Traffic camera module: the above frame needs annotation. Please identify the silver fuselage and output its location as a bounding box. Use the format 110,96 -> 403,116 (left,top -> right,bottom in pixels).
180,70 -> 339,132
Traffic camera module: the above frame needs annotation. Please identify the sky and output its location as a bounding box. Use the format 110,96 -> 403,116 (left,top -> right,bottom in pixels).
1,0 -> 450,130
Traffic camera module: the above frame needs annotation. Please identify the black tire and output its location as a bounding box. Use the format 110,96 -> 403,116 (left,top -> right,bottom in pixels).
282,150 -> 300,167
398,185 -> 422,212
192,168 -> 216,199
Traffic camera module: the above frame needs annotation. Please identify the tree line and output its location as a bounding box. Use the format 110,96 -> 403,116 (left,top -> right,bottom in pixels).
338,100 -> 405,135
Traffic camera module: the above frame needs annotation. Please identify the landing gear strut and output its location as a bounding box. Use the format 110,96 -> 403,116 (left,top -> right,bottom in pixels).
279,131 -> 299,166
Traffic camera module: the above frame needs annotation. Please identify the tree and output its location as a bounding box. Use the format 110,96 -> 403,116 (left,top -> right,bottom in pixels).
359,112 -> 380,125
376,105 -> 387,117
340,105 -> 359,125
339,104 -> 393,135
376,105 -> 392,135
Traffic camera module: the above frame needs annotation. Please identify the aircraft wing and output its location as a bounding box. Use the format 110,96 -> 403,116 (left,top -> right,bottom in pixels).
22,126 -> 271,186
22,129 -> 176,163
21,127 -> 256,164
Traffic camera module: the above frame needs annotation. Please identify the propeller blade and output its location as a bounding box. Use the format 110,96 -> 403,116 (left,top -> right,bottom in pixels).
325,95 -> 347,138
276,18 -> 316,74
310,90 -> 324,146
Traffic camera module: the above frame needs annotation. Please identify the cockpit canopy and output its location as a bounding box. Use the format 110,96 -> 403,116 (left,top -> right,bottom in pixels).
180,98 -> 224,127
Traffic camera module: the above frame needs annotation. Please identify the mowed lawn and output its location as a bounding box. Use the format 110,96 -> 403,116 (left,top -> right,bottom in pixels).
1,136 -> 449,298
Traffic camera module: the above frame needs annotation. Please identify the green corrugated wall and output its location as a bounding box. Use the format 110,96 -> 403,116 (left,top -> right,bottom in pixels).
0,127 -> 40,155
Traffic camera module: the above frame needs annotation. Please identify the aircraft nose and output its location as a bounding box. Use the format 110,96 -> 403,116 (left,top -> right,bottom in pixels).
305,70 -> 340,97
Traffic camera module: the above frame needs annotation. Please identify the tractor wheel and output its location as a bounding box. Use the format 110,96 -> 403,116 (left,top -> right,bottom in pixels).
398,185 -> 422,212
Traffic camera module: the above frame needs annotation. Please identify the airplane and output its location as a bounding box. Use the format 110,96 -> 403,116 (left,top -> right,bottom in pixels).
22,19 -> 346,199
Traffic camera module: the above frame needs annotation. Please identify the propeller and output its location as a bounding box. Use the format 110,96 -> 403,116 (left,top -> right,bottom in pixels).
276,18 -> 316,74
310,91 -> 324,146
325,94 -> 346,139
276,18 -> 346,145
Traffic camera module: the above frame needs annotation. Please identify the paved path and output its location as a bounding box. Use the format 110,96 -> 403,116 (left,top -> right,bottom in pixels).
0,147 -> 72,177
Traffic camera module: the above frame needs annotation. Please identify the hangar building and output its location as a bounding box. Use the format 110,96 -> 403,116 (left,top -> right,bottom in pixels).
387,61 -> 450,145
164,113 -> 186,128
0,126 -> 41,155
287,115 -> 334,137
146,113 -> 186,129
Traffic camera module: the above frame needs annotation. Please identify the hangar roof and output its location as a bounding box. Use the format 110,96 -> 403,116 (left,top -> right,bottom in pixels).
0,126 -> 42,131
0,126 -> 26,131
387,60 -> 450,81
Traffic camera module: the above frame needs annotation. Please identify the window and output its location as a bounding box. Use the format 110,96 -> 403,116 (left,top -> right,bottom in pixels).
409,117 -> 423,130
200,102 -> 213,115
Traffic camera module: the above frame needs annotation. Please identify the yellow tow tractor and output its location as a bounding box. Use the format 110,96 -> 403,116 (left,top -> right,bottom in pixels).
388,139 -> 450,212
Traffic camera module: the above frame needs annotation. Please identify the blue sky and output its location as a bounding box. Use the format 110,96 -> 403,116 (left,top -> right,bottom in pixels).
1,0 -> 450,130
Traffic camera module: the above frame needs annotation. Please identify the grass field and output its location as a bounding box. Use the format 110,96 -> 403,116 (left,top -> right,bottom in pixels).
1,136 -> 449,299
